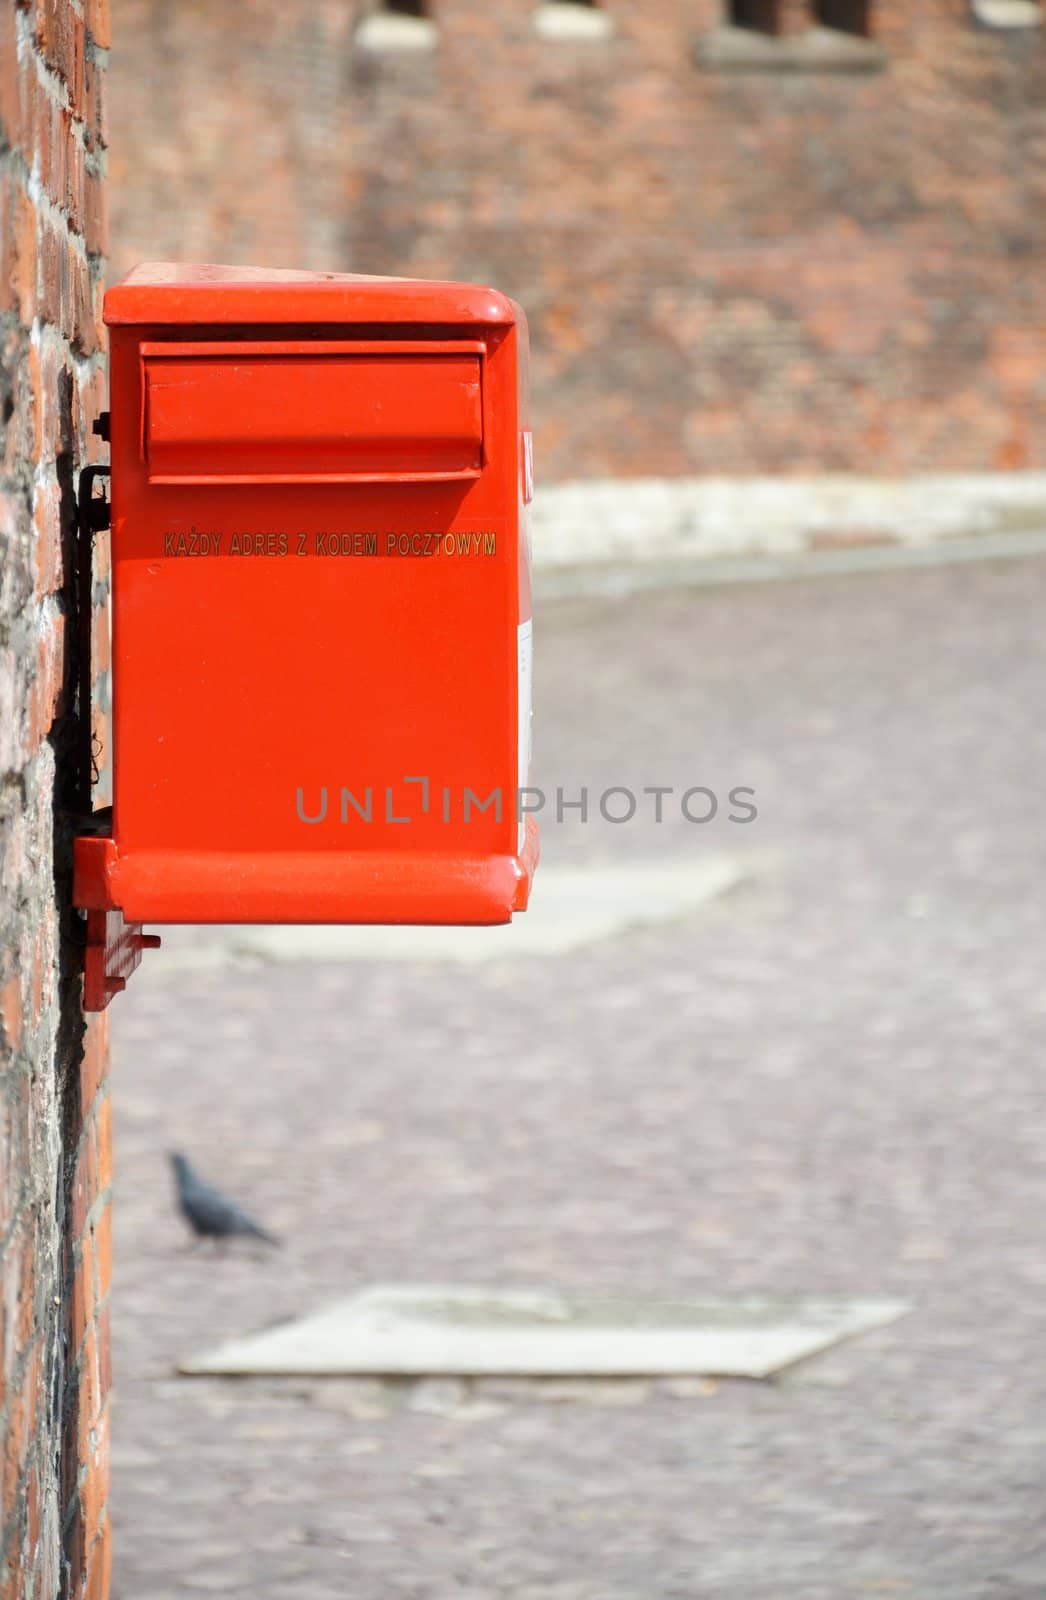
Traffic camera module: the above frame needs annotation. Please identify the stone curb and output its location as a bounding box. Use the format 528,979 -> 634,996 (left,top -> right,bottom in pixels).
530,473 -> 1046,592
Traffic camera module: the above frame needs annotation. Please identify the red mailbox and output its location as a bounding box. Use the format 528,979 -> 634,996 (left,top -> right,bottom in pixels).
75,264 -> 537,1006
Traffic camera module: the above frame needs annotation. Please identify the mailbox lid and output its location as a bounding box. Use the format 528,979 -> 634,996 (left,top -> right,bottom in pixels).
105,261 -> 525,331
142,340 -> 484,483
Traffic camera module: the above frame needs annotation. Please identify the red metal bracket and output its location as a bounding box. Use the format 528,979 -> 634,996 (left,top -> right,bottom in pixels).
76,834 -> 161,1011
82,908 -> 161,1012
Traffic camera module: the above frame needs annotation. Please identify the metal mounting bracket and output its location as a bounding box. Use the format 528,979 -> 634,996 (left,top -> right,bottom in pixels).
83,907 -> 162,1012
75,439 -> 161,1010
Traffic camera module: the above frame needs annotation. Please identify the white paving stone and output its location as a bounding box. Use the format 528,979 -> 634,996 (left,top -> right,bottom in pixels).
182,1284 -> 911,1380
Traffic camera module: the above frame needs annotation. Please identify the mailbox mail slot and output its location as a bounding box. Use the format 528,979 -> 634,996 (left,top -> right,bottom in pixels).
74,264 -> 537,944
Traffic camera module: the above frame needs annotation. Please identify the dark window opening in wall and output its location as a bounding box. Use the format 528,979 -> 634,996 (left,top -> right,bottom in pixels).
357,0 -> 437,49
729,0 -> 782,33
702,0 -> 885,66
814,0 -> 871,34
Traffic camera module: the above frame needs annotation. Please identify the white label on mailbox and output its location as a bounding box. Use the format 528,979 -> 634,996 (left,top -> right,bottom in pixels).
518,618 -> 533,854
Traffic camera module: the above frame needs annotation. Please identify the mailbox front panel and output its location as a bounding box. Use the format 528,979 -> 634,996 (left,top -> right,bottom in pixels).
96,265 -> 536,925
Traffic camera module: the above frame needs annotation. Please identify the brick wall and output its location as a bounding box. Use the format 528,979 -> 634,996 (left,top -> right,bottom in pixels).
0,2 -> 111,1598
105,0 -> 1046,482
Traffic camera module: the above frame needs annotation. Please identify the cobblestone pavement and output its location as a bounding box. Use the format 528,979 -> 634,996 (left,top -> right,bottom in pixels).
111,555 -> 1046,1598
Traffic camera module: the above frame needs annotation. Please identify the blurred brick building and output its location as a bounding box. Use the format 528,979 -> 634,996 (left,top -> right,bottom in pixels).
108,0 -> 1046,479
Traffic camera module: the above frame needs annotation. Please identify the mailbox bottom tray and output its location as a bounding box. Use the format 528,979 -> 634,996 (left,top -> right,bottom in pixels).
74,832 -> 538,926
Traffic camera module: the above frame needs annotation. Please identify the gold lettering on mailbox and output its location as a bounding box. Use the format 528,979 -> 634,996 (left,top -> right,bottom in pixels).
162,528 -> 498,558
316,533 -> 379,557
164,527 -> 222,557
229,532 -> 289,556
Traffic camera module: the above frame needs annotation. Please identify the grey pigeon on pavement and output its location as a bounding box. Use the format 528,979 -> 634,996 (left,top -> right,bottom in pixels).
168,1152 -> 280,1246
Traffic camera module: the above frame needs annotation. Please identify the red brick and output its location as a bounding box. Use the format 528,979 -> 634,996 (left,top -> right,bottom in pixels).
12,187 -> 38,324
93,1201 -> 111,1303
96,1304 -> 111,1399
29,932 -> 44,1035
33,479 -> 64,597
76,1326 -> 102,1468
38,95 -> 71,217
79,1017 -> 108,1117
94,1093 -> 111,1192
991,327 -> 1046,398
0,5 -> 19,151
85,0 -> 109,51
26,613 -> 66,752
17,1235 -> 34,1354
0,975 -> 22,1051
84,165 -> 106,255
25,340 -> 42,461
69,11 -> 86,110
36,213 -> 65,329
67,124 -> 86,227
70,1232 -> 94,1361
3,1384 -> 26,1511
84,43 -> 106,151
7,1548 -> 27,1600
77,1337 -> 103,1472
74,1119 -> 98,1216
90,600 -> 110,676
84,1401 -> 108,1497
37,333 -> 70,458
69,1141 -> 91,1243
996,434 -> 1030,471
27,1462 -> 41,1553
90,265 -> 105,347
37,0 -> 84,104
0,171 -> 12,318
86,1510 -> 111,1600
16,47 -> 37,155
72,247 -> 95,354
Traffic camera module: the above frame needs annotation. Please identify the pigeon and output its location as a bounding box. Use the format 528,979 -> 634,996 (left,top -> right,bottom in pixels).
168,1152 -> 280,1247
